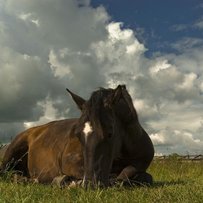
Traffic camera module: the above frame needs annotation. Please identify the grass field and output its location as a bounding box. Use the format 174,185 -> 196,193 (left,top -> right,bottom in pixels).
0,160 -> 202,203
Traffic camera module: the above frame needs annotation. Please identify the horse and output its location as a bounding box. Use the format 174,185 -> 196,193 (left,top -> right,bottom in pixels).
70,85 -> 154,185
0,85 -> 154,187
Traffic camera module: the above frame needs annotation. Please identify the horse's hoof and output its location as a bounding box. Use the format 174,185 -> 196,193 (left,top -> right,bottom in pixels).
132,172 -> 153,186
31,178 -> 39,184
52,175 -> 82,188
68,180 -> 83,188
52,175 -> 69,188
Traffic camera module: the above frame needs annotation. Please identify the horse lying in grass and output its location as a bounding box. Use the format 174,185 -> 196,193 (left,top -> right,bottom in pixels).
0,85 -> 154,187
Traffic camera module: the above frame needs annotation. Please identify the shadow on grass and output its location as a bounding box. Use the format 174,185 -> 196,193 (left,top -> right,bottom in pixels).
152,180 -> 188,188
112,179 -> 189,189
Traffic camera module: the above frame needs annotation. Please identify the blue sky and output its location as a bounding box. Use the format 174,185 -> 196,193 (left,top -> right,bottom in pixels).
91,0 -> 203,55
0,0 -> 203,154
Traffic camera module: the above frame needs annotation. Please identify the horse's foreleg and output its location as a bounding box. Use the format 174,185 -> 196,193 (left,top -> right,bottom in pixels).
116,165 -> 136,180
116,165 -> 153,186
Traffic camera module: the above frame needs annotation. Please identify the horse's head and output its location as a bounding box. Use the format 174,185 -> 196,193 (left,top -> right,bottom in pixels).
67,88 -> 123,187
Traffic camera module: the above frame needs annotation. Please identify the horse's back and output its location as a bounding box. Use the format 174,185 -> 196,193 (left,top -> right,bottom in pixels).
28,119 -> 78,147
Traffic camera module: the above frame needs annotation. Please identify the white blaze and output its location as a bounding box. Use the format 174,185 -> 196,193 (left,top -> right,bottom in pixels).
83,122 -> 93,142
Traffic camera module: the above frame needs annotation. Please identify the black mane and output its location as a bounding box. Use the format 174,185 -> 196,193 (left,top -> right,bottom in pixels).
85,88 -> 113,126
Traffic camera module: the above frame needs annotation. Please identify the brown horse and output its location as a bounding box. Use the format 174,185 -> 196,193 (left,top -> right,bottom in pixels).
0,85 -> 154,187
70,85 -> 154,186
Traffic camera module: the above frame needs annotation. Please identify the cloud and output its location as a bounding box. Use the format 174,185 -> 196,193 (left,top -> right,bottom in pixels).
24,97 -> 66,129
0,47 -> 57,122
170,24 -> 188,32
194,16 -> 203,29
0,0 -> 203,154
171,37 -> 203,51
170,14 -> 203,33
150,128 -> 203,155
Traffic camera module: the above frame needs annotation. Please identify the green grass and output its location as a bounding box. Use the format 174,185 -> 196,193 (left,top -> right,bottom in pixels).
0,160 -> 202,203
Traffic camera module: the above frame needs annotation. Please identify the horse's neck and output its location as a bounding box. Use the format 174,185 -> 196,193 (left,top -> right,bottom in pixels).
126,120 -> 143,140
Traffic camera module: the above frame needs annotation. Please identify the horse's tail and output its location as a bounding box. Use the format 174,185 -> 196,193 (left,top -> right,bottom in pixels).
0,131 -> 29,176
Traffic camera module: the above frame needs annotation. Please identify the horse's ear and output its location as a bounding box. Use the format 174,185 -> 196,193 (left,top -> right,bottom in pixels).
66,88 -> 86,110
104,85 -> 123,108
111,85 -> 123,105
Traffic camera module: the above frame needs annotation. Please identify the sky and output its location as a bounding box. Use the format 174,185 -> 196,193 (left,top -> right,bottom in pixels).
0,0 -> 203,155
